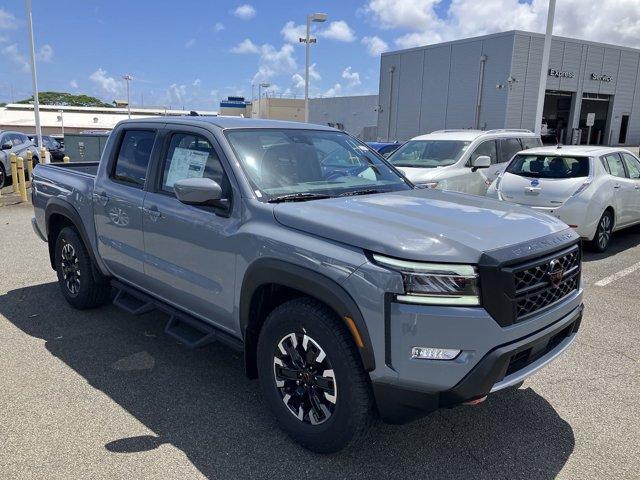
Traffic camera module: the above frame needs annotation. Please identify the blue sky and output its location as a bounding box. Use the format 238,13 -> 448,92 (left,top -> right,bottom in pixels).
1,0 -> 638,110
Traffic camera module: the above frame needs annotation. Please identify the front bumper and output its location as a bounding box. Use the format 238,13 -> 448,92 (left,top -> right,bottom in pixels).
372,302 -> 583,424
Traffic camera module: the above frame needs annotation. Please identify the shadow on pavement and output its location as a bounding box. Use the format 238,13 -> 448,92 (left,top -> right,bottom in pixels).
582,223 -> 640,262
1,282 -> 575,480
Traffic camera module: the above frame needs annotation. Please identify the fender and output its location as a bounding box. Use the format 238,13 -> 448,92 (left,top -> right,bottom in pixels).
44,197 -> 109,277
240,258 -> 375,374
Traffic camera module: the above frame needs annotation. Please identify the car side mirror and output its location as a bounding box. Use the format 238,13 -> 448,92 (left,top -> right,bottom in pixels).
1,142 -> 12,150
174,177 -> 229,213
471,155 -> 491,171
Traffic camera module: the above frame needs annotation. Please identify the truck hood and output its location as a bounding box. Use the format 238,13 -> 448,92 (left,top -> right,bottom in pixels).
273,189 -> 571,263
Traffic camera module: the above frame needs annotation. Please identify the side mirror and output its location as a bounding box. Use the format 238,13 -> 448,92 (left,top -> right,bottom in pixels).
1,142 -> 12,150
471,155 -> 491,170
174,177 -> 230,213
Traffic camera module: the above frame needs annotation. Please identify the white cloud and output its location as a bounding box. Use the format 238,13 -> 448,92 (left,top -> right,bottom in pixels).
70,79 -> 78,89
291,64 -> 320,89
0,35 -> 7,44
341,67 -> 361,86
361,36 -> 389,57
281,21 -> 306,44
214,22 -> 225,32
232,4 -> 256,20
193,78 -> 201,86
2,43 -> 29,72
318,21 -> 356,42
168,83 -> 187,105
185,38 -> 196,48
252,43 -> 297,83
364,0 -> 640,50
323,83 -> 343,97
0,8 -> 17,30
230,38 -> 260,54
89,68 -> 119,94
37,44 -> 53,62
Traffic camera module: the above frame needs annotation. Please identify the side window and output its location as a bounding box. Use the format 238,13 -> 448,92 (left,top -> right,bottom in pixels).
499,138 -> 523,163
621,153 -> 640,179
112,130 -> 155,188
469,140 -> 497,165
161,133 -> 227,194
9,133 -> 22,146
521,137 -> 542,149
604,154 -> 626,178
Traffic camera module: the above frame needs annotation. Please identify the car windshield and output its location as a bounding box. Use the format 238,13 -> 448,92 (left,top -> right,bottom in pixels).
225,129 -> 411,201
388,140 -> 471,168
507,154 -> 591,179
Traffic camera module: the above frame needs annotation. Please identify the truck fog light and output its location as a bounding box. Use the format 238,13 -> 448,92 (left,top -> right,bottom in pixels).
411,347 -> 460,360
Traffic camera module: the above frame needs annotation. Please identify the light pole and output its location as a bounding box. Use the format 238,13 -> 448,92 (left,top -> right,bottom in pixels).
258,82 -> 270,118
25,0 -> 42,152
534,0 -> 556,136
58,109 -> 64,138
300,12 -> 327,123
122,74 -> 133,119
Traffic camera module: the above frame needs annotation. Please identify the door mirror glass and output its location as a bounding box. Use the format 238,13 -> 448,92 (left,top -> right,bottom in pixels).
174,177 -> 224,206
471,155 -> 491,169
1,142 -> 12,150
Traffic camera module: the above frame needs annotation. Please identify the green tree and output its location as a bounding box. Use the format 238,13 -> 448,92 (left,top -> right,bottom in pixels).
17,91 -> 114,108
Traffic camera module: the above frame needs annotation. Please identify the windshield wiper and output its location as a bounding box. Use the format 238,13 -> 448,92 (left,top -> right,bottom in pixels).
267,192 -> 332,203
338,188 -> 387,197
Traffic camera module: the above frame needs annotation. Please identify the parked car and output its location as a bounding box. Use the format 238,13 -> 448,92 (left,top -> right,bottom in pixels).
29,135 -> 65,162
31,117 -> 583,452
487,146 -> 640,252
366,141 -> 402,157
387,129 -> 542,195
0,130 -> 39,188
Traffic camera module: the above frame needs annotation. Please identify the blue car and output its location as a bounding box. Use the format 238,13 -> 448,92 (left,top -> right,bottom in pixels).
366,141 -> 401,158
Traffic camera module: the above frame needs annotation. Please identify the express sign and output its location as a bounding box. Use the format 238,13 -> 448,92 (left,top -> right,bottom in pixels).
548,68 -> 575,78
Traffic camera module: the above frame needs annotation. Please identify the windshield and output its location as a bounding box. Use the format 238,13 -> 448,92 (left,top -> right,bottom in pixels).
507,154 -> 591,179
225,129 -> 411,201
388,140 -> 470,168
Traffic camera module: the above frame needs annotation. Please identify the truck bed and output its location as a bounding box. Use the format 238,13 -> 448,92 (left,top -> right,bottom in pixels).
41,161 -> 99,177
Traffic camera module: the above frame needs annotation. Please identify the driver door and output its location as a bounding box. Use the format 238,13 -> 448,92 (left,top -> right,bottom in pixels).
464,139 -> 498,195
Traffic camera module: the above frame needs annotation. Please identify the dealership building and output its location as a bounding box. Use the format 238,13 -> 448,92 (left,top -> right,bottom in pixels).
378,30 -> 640,145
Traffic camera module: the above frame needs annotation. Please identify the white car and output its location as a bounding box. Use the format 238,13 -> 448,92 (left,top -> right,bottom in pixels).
387,129 -> 542,195
487,146 -> 640,252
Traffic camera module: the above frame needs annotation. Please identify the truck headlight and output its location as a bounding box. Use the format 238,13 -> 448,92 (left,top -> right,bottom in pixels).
372,254 -> 480,306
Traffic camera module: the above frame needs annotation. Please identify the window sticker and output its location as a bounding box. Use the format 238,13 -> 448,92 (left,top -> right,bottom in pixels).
165,147 -> 209,188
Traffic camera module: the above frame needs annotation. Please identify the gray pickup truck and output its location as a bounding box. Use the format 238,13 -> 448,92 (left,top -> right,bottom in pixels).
31,117 -> 584,453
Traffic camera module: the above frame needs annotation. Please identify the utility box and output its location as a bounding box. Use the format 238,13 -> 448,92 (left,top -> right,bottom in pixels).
63,131 -> 111,162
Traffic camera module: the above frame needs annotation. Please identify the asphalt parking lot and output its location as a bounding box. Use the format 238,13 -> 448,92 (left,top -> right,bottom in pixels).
0,197 -> 638,480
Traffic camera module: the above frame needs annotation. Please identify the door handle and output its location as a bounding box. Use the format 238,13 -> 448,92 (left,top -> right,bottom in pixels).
92,191 -> 109,206
143,206 -> 161,220
613,185 -> 621,189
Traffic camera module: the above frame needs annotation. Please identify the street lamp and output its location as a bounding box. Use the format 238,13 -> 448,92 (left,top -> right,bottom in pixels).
300,12 -> 327,123
57,109 -> 64,138
122,74 -> 133,119
258,82 -> 270,118
25,0 -> 43,153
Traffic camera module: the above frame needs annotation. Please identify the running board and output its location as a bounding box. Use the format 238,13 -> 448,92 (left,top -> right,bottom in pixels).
110,279 -> 243,352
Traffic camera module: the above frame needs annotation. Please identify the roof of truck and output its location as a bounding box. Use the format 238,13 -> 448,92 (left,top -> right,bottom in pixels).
118,115 -> 337,131
520,145 -> 629,157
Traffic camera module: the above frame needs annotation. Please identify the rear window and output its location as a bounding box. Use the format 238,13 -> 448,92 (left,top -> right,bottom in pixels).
112,130 -> 155,188
506,155 -> 590,179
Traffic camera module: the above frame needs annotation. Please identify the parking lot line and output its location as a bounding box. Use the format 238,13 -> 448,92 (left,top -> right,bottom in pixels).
594,261 -> 640,286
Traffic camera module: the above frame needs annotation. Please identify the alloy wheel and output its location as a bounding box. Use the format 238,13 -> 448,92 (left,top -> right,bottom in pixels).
60,242 -> 81,295
598,214 -> 612,250
273,332 -> 337,425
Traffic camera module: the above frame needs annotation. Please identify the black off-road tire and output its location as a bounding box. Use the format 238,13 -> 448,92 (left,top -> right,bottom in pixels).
257,297 -> 374,453
54,226 -> 110,309
0,163 -> 7,189
588,210 -> 613,253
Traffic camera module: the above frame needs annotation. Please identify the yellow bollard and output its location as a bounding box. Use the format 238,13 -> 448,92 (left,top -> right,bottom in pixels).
40,147 -> 47,164
10,153 -> 18,193
26,150 -> 34,185
63,155 -> 70,163
17,156 -> 28,203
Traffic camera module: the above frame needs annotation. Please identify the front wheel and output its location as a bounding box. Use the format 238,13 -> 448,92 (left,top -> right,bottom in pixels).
589,210 -> 613,252
0,163 -> 6,189
54,227 -> 110,309
257,298 -> 374,453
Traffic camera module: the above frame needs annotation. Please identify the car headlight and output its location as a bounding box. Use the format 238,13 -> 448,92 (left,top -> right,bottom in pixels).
372,254 -> 480,306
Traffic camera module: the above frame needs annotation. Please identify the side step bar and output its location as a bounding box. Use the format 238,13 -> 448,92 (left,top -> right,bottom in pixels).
111,280 -> 243,352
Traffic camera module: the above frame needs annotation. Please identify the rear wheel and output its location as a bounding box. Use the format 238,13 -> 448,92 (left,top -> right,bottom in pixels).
54,227 -> 110,309
589,210 -> 613,252
257,298 -> 374,453
0,163 -> 6,189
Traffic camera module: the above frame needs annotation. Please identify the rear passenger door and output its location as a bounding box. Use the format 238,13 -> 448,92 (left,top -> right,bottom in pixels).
603,153 -> 634,227
94,128 -> 158,287
141,126 -> 239,330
